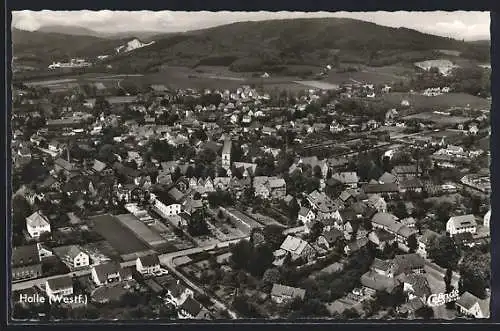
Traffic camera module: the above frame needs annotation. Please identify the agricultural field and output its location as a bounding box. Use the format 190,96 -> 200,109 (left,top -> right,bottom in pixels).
403,112 -> 470,125
381,92 -> 490,110
323,65 -> 414,85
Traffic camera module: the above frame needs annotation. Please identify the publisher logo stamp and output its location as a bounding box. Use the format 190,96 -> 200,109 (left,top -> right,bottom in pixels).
426,289 -> 459,307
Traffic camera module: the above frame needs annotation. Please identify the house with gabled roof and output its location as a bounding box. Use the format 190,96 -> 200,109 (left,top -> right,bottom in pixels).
271,284 -> 306,304
136,254 -> 161,275
53,245 -> 90,270
298,207 -> 315,231
393,253 -> 425,276
12,244 -> 42,281
331,172 -> 359,189
46,275 -> 74,299
26,211 -> 51,239
455,291 -> 490,319
279,235 -> 316,262
416,229 -> 440,259
91,261 -> 131,286
446,214 -> 477,237
178,297 -> 211,319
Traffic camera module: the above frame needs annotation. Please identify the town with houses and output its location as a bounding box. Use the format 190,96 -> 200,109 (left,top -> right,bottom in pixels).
11,72 -> 492,320
10,13 -> 492,322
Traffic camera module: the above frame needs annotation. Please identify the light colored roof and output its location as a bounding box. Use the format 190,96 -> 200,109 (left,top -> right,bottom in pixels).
93,159 -> 107,172
332,172 -> 359,184
222,139 -> 232,154
280,235 -> 311,256
371,212 -> 399,228
456,291 -> 481,310
269,178 -> 286,188
448,214 -> 477,228
378,172 -> 397,184
271,283 -> 306,300
361,271 -> 396,292
298,207 -> 311,218
418,229 -> 440,245
26,211 -> 50,228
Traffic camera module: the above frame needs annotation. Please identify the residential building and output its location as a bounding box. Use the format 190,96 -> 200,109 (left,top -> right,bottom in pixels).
12,244 -> 42,281
54,245 -> 90,270
26,211 -> 51,238
298,207 -> 315,230
165,279 -> 194,306
136,254 -> 161,275
279,235 -> 316,262
178,297 -> 211,319
446,215 -> 477,237
331,172 -> 359,189
45,276 -> 74,298
271,284 -> 306,304
91,262 -> 131,286
455,291 -> 490,319
416,230 -> 440,259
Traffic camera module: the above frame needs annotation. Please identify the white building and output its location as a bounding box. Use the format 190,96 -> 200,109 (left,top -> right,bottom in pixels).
484,210 -> 491,229
26,211 -> 51,238
45,276 -> 74,298
446,215 -> 477,237
153,197 -> 181,217
136,254 -> 161,275
222,138 -> 232,170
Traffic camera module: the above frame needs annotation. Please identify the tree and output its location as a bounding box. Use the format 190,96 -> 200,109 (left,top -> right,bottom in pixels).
313,165 -> 323,179
427,236 -> 460,270
393,201 -> 408,219
230,239 -> 253,270
288,198 -> 300,221
459,250 -> 490,299
263,225 -> 285,250
247,244 -> 274,278
407,234 -> 418,253
262,268 -> 281,284
187,209 -> 210,236
309,221 -> 324,242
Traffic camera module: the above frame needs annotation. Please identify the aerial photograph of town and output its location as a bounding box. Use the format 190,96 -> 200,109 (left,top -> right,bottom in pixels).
10,10 -> 491,321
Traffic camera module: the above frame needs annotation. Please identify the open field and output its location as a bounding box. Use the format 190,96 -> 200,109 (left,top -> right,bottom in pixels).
90,214 -> 150,255
324,65 -> 413,85
115,213 -> 168,248
403,112 -> 470,125
294,80 -> 340,90
381,92 -> 490,110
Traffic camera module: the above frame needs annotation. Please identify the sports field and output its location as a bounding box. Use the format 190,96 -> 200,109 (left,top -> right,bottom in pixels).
90,214 -> 150,255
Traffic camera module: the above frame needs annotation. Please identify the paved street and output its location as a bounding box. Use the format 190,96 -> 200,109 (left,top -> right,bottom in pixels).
159,237 -> 246,319
11,260 -> 138,291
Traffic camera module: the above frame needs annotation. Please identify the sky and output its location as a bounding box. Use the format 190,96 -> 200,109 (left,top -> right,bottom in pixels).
12,10 -> 490,41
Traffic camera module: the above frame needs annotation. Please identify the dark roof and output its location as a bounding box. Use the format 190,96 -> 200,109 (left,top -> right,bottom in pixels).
363,183 -> 400,194
180,297 -> 204,316
321,228 -> 343,244
93,261 -> 121,281
399,178 -> 423,189
113,162 -> 141,178
12,245 -> 40,267
47,275 -> 73,291
139,254 -> 160,267
393,253 -> 425,275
